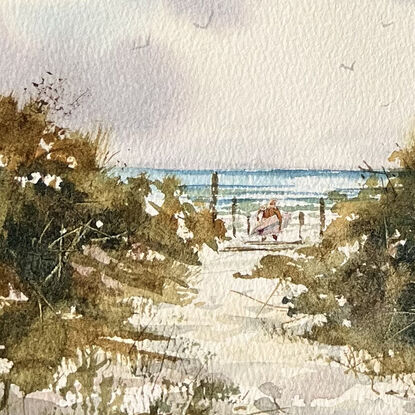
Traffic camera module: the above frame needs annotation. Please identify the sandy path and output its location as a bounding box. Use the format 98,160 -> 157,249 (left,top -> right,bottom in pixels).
3,246 -> 414,414
155,247 -> 415,415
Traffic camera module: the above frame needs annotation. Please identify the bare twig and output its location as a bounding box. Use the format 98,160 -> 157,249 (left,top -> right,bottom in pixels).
86,225 -> 127,240
38,299 -> 43,323
43,263 -> 60,284
358,162 -> 387,176
363,160 -> 374,171
256,280 -> 282,318
48,226 -> 83,249
247,408 -> 288,415
58,224 -> 64,282
128,313 -> 157,355
151,325 -> 175,393
26,281 -> 58,316
64,220 -> 93,261
103,150 -> 120,166
384,311 -> 415,315
70,88 -> 90,107
230,290 -> 288,310
388,319 -> 415,341
39,219 -> 53,244
382,166 -> 397,197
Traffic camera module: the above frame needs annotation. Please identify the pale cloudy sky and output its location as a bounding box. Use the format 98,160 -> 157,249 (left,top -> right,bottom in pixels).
1,0 -> 415,170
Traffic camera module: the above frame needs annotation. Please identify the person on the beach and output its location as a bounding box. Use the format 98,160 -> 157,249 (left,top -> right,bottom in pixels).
256,205 -> 266,221
256,200 -> 283,241
265,199 -> 283,240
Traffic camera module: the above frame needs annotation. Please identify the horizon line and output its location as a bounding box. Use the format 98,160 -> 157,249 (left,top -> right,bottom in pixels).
109,166 -> 367,173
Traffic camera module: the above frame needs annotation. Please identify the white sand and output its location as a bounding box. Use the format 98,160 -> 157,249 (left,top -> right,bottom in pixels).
3,231 -> 414,414
149,246 -> 414,414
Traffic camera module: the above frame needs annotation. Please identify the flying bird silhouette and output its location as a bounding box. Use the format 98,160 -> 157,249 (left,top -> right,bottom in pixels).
381,21 -> 394,28
132,34 -> 151,50
339,61 -> 355,71
194,10 -> 214,29
380,99 -> 395,108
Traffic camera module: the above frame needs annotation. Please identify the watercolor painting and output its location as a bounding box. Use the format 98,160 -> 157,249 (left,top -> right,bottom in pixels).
1,1 -> 415,414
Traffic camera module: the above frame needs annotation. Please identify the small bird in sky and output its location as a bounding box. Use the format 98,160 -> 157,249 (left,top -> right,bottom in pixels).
380,99 -> 395,108
381,21 -> 394,28
194,10 -> 214,29
132,34 -> 151,50
339,61 -> 355,71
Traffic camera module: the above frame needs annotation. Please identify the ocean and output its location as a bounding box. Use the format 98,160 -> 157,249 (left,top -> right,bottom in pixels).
113,168 -> 365,217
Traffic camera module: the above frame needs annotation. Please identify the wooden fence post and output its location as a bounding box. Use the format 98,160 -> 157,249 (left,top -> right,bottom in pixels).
231,197 -> 237,238
247,214 -> 251,236
319,198 -> 325,237
299,211 -> 304,241
210,171 -> 218,223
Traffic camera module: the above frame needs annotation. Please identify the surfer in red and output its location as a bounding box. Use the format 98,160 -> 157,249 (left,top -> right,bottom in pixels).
256,200 -> 283,241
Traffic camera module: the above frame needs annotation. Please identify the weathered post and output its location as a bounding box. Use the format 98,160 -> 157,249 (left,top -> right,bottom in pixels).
319,197 -> 325,237
299,211 -> 304,241
210,171 -> 219,223
231,197 -> 237,238
247,214 -> 251,236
